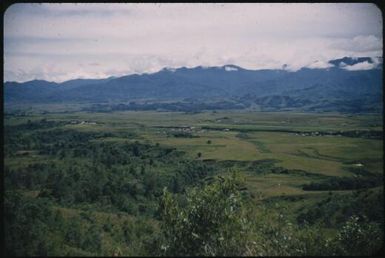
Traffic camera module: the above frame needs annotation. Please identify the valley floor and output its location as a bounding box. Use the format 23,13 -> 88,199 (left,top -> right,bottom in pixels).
4,109 -> 384,256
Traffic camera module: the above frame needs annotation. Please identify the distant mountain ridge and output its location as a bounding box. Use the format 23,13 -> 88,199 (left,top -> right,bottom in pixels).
4,57 -> 383,113
328,56 -> 374,66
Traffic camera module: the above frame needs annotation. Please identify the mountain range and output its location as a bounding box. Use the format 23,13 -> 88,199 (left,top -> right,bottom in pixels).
4,57 -> 383,113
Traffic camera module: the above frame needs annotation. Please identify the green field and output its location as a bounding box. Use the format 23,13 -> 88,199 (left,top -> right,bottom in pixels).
12,110 -> 381,169
4,109 -> 384,256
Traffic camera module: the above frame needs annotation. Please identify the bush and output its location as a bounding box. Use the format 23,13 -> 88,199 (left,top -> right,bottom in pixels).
332,215 -> 384,256
158,174 -> 253,256
302,175 -> 382,191
251,206 -> 331,256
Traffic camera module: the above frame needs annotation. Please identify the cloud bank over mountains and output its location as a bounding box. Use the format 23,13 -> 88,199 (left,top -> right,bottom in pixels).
4,3 -> 383,82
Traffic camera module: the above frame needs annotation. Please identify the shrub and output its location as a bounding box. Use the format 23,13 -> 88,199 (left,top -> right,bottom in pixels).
332,215 -> 384,256
158,174 -> 252,256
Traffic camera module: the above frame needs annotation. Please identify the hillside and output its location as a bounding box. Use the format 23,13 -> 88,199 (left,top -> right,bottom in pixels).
4,57 -> 383,113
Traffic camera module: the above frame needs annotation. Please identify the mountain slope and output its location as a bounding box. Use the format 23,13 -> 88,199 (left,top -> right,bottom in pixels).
4,57 -> 383,112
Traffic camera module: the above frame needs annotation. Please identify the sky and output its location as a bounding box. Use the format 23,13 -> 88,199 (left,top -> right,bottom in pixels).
4,3 -> 383,82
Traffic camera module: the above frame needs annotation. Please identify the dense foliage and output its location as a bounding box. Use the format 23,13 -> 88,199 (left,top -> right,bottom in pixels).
157,175 -> 384,256
302,175 -> 383,191
4,117 -> 384,256
159,174 -> 252,256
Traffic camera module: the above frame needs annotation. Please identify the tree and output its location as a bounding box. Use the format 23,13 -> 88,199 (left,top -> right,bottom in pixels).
333,215 -> 384,256
132,144 -> 140,157
4,191 -> 58,256
143,171 -> 157,196
170,176 -> 181,193
158,174 -> 252,256
82,224 -> 102,253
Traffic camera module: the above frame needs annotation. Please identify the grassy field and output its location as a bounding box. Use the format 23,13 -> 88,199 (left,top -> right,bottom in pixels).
5,109 -> 383,197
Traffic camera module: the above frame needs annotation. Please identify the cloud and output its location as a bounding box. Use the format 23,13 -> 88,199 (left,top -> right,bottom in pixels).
341,61 -> 377,71
88,62 -> 101,66
224,66 -> 238,71
306,60 -> 334,69
329,35 -> 382,53
4,3 -> 383,82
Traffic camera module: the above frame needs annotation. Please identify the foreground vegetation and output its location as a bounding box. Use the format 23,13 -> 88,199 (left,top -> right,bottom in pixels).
4,109 -> 384,256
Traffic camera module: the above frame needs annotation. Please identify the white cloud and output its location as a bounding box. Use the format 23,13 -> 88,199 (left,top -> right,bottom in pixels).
329,35 -> 382,53
306,60 -> 334,69
4,3 -> 383,82
371,56 -> 383,65
224,66 -> 238,71
342,61 -> 377,71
